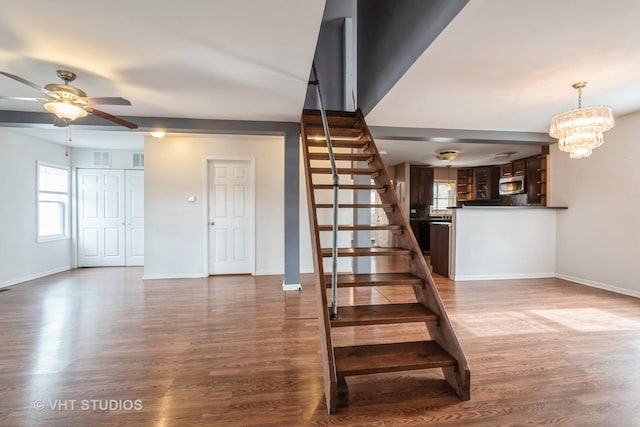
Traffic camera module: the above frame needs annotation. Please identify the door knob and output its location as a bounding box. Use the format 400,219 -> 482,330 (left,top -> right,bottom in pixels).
209,221 -> 215,226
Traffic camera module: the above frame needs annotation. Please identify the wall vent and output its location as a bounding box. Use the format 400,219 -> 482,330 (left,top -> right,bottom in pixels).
92,151 -> 111,168
132,152 -> 144,169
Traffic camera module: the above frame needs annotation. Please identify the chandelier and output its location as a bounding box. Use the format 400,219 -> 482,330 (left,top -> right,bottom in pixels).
549,82 -> 614,159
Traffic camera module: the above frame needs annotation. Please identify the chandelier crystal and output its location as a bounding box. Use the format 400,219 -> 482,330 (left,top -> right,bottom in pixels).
549,82 -> 613,159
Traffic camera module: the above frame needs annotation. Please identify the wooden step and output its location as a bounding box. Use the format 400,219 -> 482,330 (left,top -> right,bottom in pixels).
310,167 -> 380,176
324,272 -> 423,288
303,114 -> 360,128
303,109 -> 357,119
306,139 -> 371,149
306,126 -> 364,139
315,203 -> 394,212
321,247 -> 412,258
329,303 -> 438,327
334,341 -> 456,376
313,184 -> 386,191
307,152 -> 374,162
318,224 -> 402,232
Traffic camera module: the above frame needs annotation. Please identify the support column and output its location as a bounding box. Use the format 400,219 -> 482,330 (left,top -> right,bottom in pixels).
283,125 -> 302,290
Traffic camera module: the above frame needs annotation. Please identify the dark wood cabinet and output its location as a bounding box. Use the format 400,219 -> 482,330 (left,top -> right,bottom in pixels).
430,223 -> 450,277
473,166 -> 500,200
526,155 -> 547,205
409,166 -> 434,206
410,220 -> 430,254
456,168 -> 473,202
501,163 -> 513,177
513,159 -> 526,176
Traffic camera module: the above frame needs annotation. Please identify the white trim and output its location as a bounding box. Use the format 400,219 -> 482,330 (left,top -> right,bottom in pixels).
282,281 -> 302,291
142,273 -> 206,280
37,161 -> 71,243
0,265 -> 71,289
203,156 -> 256,276
451,272 -> 556,281
555,273 -> 640,299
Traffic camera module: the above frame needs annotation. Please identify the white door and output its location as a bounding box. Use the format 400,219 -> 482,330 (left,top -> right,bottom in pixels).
208,160 -> 252,275
125,170 -> 144,266
77,169 -> 126,266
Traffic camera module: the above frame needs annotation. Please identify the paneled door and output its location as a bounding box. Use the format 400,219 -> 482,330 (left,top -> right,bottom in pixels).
208,160 -> 253,275
125,170 -> 144,266
77,169 -> 144,267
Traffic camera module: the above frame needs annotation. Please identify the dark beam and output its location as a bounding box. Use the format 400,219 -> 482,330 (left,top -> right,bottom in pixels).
369,125 -> 554,145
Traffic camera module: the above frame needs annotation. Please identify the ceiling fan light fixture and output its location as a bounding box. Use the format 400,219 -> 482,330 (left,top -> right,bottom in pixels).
549,82 -> 613,159
44,100 -> 87,121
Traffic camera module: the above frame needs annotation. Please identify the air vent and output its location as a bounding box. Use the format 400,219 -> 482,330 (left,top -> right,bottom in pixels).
132,152 -> 144,169
92,151 -> 111,168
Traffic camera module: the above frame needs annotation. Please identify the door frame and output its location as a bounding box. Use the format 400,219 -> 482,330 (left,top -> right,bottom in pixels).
202,157 -> 256,276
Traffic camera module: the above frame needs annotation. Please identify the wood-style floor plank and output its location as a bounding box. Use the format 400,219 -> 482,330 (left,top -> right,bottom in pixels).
0,267 -> 638,426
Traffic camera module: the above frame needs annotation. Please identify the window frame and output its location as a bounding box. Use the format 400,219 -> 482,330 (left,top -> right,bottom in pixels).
431,179 -> 456,214
37,161 -> 70,243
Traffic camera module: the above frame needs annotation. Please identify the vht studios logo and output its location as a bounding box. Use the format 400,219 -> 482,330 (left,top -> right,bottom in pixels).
34,399 -> 143,411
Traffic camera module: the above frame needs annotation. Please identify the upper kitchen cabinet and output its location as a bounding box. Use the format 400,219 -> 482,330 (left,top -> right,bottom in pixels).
513,159 -> 526,176
457,168 -> 473,202
410,165 -> 434,206
473,166 -> 500,200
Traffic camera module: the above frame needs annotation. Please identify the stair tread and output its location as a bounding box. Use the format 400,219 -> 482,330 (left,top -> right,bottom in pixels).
315,203 -> 394,209
330,303 -> 438,327
306,126 -> 363,138
308,152 -> 374,161
324,272 -> 423,288
310,167 -> 379,175
318,224 -> 402,231
334,341 -> 455,376
313,184 -> 386,190
306,139 -> 371,148
321,247 -> 412,257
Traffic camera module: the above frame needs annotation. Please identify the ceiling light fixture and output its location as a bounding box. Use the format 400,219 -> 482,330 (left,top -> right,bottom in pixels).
44,100 -> 88,121
549,82 -> 614,159
436,150 -> 459,162
149,130 -> 166,139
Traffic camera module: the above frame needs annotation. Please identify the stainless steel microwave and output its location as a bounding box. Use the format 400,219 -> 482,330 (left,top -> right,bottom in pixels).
499,175 -> 526,195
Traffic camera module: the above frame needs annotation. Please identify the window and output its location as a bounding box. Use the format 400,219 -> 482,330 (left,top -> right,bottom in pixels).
37,162 -> 70,242
432,181 -> 456,213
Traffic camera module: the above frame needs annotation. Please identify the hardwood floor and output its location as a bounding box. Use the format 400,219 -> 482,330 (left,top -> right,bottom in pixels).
1,267 -> 639,426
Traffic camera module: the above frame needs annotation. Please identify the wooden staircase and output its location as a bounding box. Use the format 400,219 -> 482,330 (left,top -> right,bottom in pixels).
301,109 -> 470,414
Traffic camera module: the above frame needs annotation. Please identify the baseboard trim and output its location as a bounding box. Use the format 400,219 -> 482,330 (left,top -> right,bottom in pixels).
0,265 -> 71,289
282,282 -> 302,291
451,272 -> 556,281
555,273 -> 640,298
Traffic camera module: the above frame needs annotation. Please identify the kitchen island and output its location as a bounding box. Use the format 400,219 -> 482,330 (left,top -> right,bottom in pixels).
448,205 -> 567,281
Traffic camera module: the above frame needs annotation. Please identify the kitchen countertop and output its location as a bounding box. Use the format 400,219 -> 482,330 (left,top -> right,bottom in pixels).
453,205 -> 568,210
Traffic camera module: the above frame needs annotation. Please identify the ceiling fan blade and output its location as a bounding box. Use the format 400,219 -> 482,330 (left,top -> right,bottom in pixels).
0,71 -> 59,99
84,97 -> 132,106
84,106 -> 138,129
0,96 -> 48,102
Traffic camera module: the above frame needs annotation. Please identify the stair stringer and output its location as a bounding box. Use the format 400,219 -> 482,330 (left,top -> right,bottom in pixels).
300,118 -> 338,414
356,109 -> 471,400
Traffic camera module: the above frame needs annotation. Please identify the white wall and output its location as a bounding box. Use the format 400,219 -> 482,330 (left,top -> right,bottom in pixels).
452,207 -> 556,280
143,134 -> 291,279
0,128 -> 71,287
551,111 -> 640,298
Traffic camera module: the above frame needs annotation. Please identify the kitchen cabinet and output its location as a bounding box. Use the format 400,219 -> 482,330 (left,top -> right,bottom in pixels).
526,154 -> 548,205
456,168 -> 473,202
513,159 -> 526,176
430,222 -> 450,276
409,220 -> 430,254
410,166 -> 434,206
501,163 -> 513,177
473,166 -> 500,200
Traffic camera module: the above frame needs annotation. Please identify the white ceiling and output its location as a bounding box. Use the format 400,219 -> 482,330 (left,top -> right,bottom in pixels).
2,0 -> 640,166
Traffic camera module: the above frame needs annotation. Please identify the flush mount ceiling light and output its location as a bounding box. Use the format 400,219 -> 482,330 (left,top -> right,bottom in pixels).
549,82 -> 614,159
149,130 -> 166,138
494,152 -> 515,159
435,150 -> 460,161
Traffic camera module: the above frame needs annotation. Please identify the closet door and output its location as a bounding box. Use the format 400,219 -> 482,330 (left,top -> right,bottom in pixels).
125,170 -> 144,266
77,169 -> 126,266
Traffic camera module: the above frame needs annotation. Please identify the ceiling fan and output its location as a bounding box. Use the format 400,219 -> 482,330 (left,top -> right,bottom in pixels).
0,69 -> 138,129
